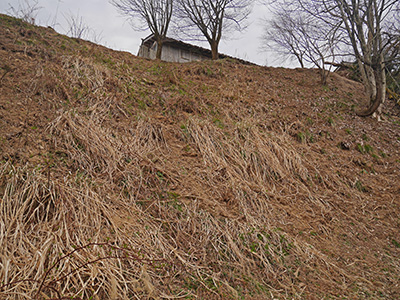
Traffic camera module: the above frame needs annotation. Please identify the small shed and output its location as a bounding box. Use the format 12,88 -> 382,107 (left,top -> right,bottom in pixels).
137,34 -> 228,63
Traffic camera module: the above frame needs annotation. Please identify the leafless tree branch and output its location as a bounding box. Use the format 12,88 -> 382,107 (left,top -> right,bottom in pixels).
262,0 -> 400,116
7,0 -> 42,25
175,0 -> 254,59
110,0 -> 174,59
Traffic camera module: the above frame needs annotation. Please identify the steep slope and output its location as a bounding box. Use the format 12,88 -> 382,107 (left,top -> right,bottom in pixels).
0,14 -> 399,299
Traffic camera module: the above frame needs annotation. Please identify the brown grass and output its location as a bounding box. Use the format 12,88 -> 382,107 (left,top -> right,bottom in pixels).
1,13 -> 400,299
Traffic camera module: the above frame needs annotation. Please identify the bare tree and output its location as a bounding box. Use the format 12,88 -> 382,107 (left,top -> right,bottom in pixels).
175,0 -> 254,59
64,12 -> 90,39
62,12 -> 104,44
7,0 -> 42,25
262,7 -> 340,83
384,10 -> 400,97
327,0 -> 396,116
50,0 -> 63,29
110,0 -> 173,59
262,12 -> 307,68
263,0 -> 400,116
308,0 -> 397,116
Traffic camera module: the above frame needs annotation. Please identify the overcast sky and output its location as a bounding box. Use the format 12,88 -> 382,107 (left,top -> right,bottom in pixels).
0,0 -> 293,66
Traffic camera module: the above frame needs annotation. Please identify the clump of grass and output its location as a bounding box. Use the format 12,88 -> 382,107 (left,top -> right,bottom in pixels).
186,117 -> 310,189
62,56 -> 108,94
356,143 -> 364,153
362,133 -> 369,141
212,117 -> 225,129
0,162 -> 163,299
356,143 -> 374,154
354,180 -> 368,192
297,130 -> 315,143
345,128 -> 352,135
364,144 -> 373,153
297,131 -> 306,143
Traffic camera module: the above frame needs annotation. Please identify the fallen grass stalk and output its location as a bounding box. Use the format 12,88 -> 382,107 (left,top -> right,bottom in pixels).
17,242 -> 162,299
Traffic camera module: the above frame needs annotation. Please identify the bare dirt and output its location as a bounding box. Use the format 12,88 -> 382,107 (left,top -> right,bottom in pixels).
0,13 -> 400,299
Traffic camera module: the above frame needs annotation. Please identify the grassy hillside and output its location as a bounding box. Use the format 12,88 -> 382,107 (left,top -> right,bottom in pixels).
0,13 -> 400,299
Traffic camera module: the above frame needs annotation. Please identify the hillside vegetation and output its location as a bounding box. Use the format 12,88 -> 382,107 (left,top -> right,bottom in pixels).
0,14 -> 400,299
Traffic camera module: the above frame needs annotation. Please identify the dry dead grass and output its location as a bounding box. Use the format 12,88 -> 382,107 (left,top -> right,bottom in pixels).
1,13 -> 400,299
0,106 -> 354,299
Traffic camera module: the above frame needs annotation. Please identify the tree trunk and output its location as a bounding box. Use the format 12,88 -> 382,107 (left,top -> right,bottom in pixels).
320,68 -> 328,85
365,66 -> 377,103
298,58 -> 304,69
319,58 -> 328,85
210,41 -> 219,60
155,40 -> 163,60
356,59 -> 386,117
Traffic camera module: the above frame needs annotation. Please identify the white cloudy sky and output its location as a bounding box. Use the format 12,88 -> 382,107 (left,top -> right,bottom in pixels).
0,0 -> 293,66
